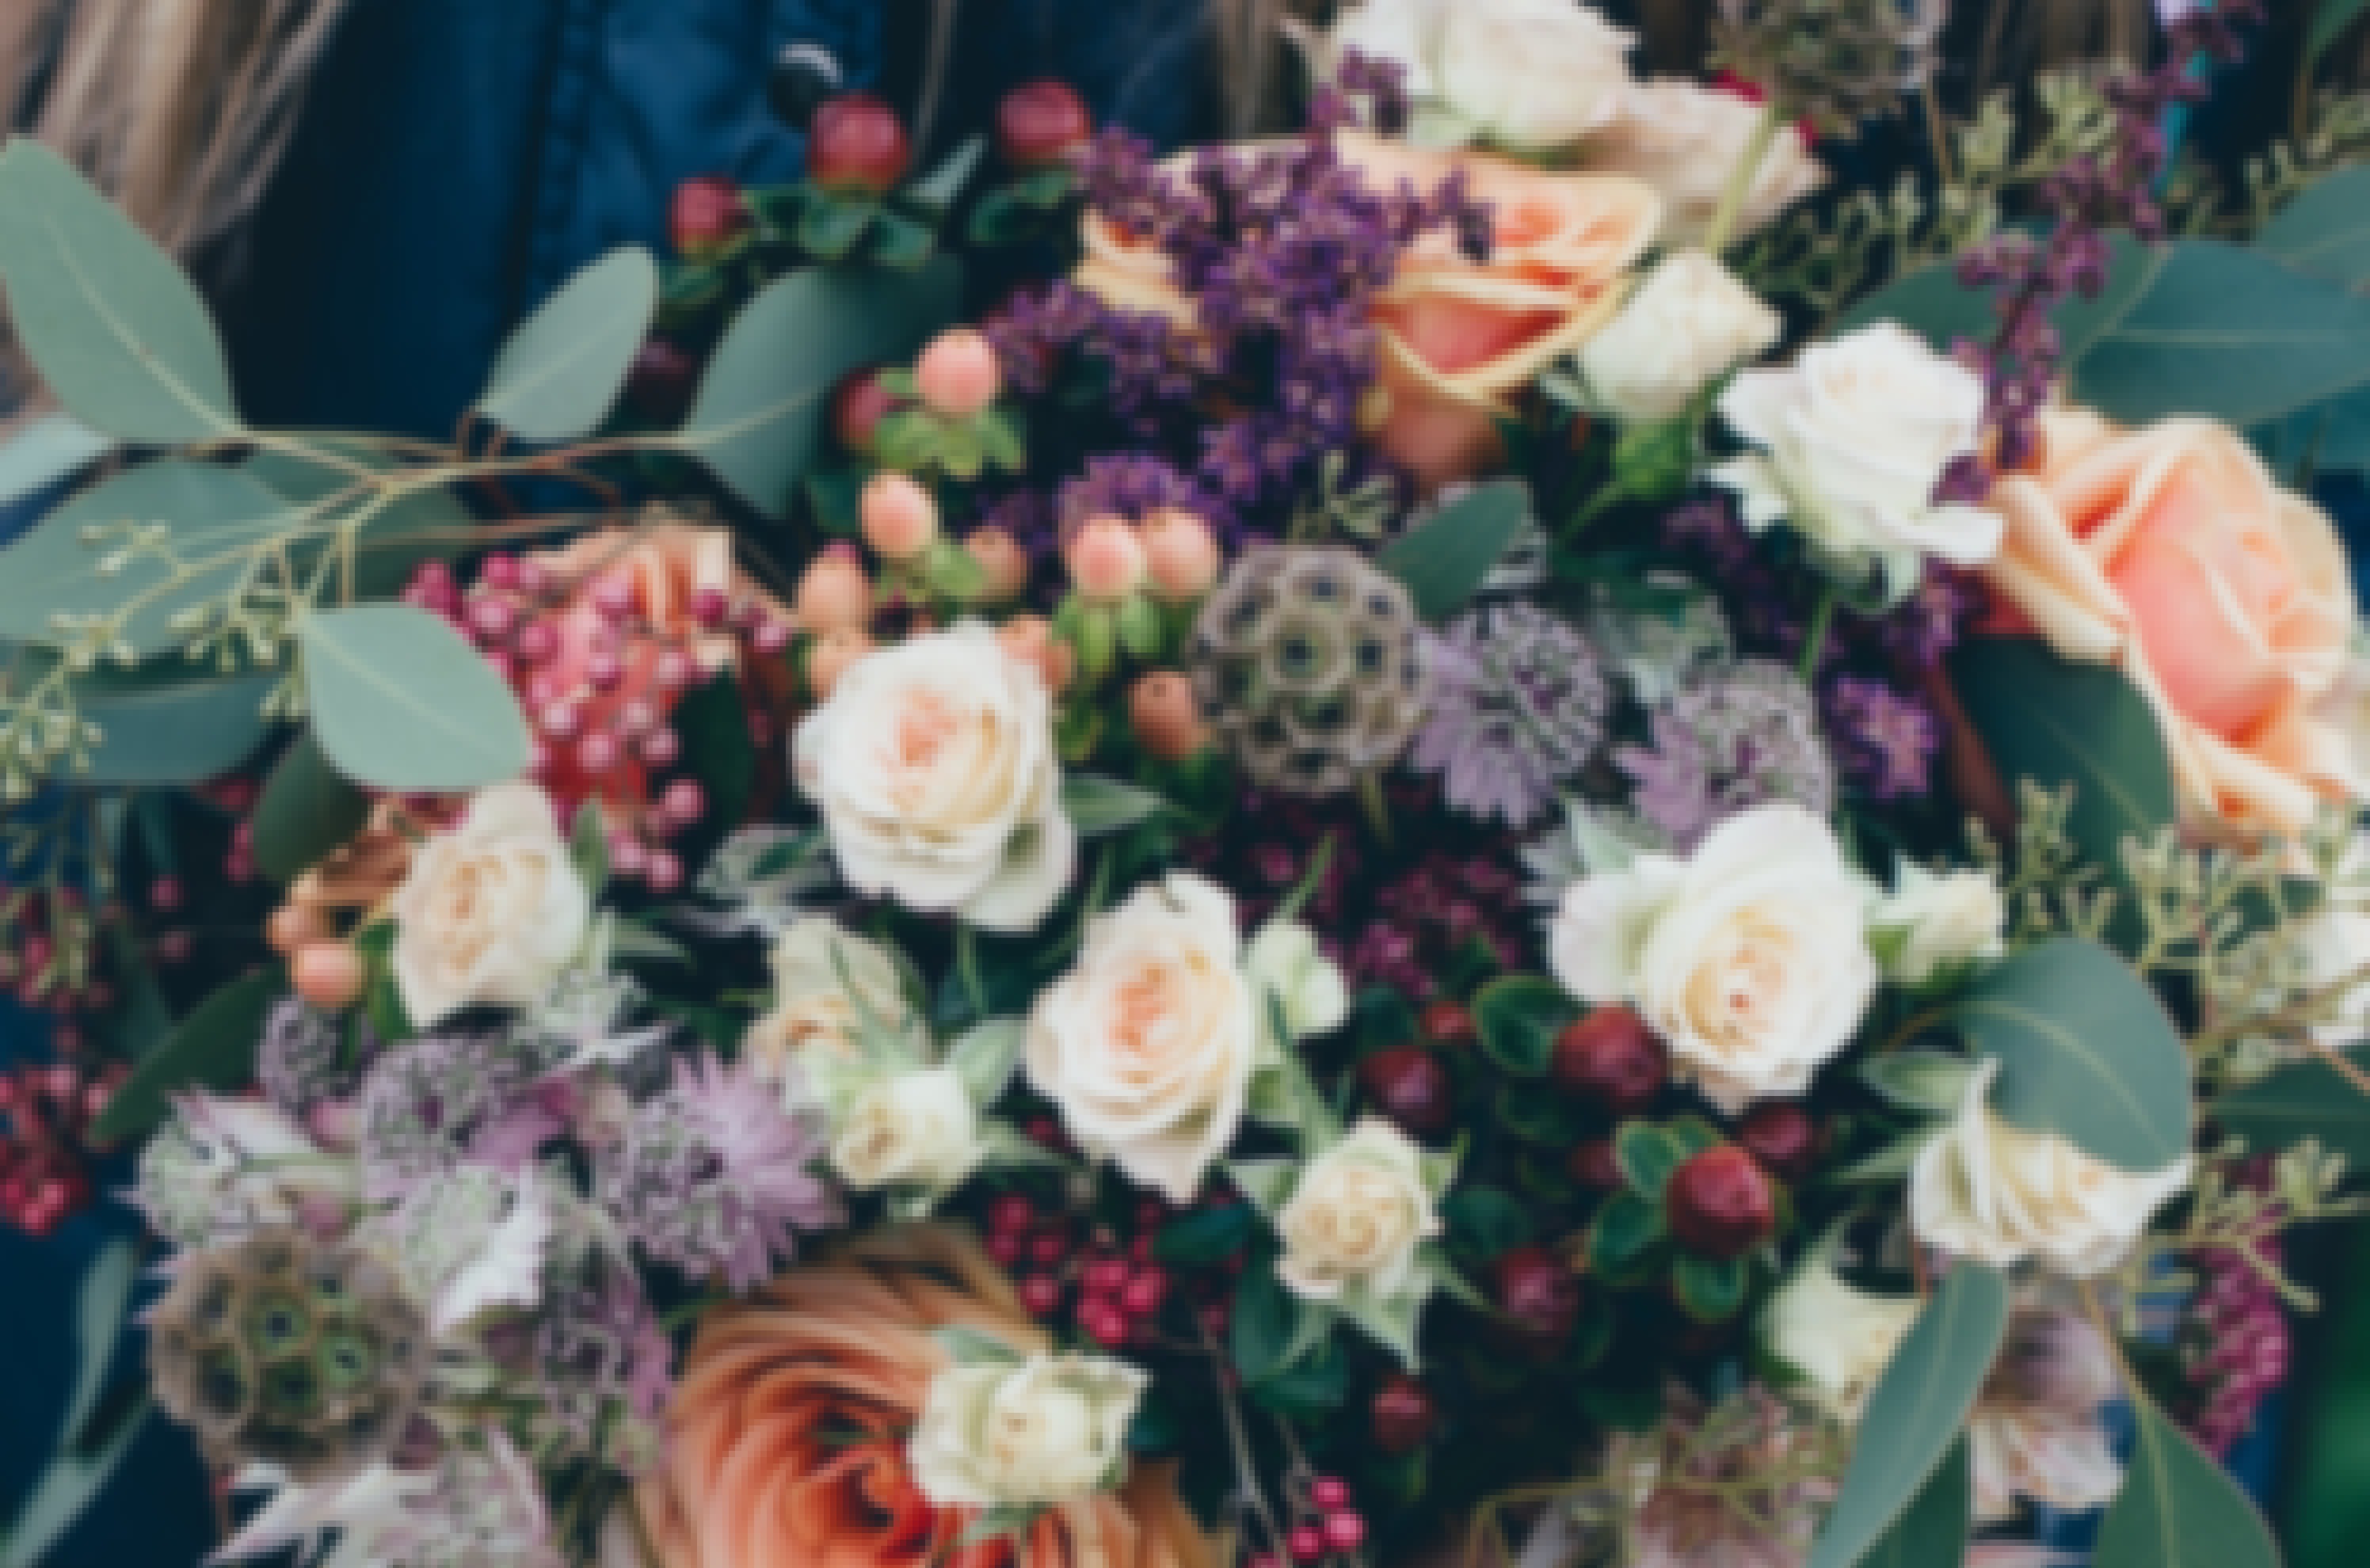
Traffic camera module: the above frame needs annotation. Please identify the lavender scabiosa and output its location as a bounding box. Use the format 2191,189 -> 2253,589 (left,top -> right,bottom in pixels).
1412,605 -> 1609,827
1826,675 -> 1939,801
600,1053 -> 843,1291
1617,660 -> 1835,853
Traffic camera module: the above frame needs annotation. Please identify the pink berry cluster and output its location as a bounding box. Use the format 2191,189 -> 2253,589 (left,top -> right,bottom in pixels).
2182,1165 -> 2292,1458
0,1058 -> 124,1236
981,1184 -> 1215,1350
1251,1473 -> 1368,1568
0,884 -> 136,1039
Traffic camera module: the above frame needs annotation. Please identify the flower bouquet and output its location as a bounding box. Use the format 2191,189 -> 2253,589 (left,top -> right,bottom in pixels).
2,2 -> 2369,1566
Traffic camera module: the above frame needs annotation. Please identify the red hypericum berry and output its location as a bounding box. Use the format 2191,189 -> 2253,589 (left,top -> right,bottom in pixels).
989,1192 -> 1036,1235
669,175 -> 750,260
1371,1373 -> 1436,1452
1019,1273 -> 1065,1319
829,367 -> 905,455
1309,1477 -> 1351,1513
809,93 -> 912,194
1322,1513 -> 1366,1554
147,876 -> 184,913
1565,1137 -> 1625,1192
1667,1146 -> 1778,1261
1121,1266 -> 1169,1317
627,337 -> 701,423
1084,1258 -> 1129,1299
1551,1007 -> 1668,1115
1492,1246 -> 1582,1355
1082,1300 -> 1131,1346
1735,1102 -> 1822,1183
1419,999 -> 1476,1049
1288,1526 -> 1326,1563
1356,1046 -> 1454,1136
996,79 -> 1092,168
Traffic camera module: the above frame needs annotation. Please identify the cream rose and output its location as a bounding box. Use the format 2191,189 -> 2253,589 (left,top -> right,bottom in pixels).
1276,1118 -> 1441,1303
1874,862 -> 2006,987
743,916 -> 924,1083
1713,322 -> 2003,594
908,1349 -> 1148,1511
1578,249 -> 1780,423
1552,802 -> 1877,1115
1978,409 -> 2362,836
390,781 -> 590,1029
831,1065 -> 985,1195
1244,920 -> 1351,1043
1587,78 -> 1827,247
1911,1060 -> 2193,1277
1026,873 -> 1260,1203
794,620 -> 1074,933
1760,1257 -> 1919,1422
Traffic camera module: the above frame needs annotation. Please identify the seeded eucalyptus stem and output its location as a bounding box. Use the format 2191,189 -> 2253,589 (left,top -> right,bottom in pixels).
1704,97 -> 1789,258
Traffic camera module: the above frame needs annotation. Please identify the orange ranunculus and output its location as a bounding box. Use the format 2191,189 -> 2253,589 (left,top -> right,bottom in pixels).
1071,135 -> 1661,491
634,1226 -> 1217,1568
1979,408 -> 2363,835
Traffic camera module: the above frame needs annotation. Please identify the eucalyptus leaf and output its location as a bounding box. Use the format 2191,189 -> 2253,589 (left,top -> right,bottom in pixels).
1377,478 -> 1529,622
2310,0 -> 2370,70
250,730 -> 372,883
476,247 -> 658,441
2094,1398 -> 2281,1568
2258,166 -> 2370,287
299,604 -> 531,790
0,412 -> 109,508
88,970 -> 283,1144
0,139 -> 242,440
59,659 -> 277,786
2212,1045 -> 2370,1165
1859,1440 -> 1970,1568
242,445 -> 479,599
0,1239 -> 149,1568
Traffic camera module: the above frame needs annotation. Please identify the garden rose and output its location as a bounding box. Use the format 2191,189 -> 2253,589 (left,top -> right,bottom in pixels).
1276,1118 -> 1440,1303
1713,322 -> 2003,592
1026,873 -> 1260,1203
1760,1256 -> 1918,1422
909,1350 -> 1147,1510
1979,409 -> 2362,835
1587,78 -> 1827,248
794,620 -> 1074,933
833,1066 -> 985,1194
743,916 -> 925,1083
1577,249 -> 1781,423
391,781 -> 590,1029
1873,862 -> 2006,987
637,1226 -> 1212,1568
1910,1060 -> 2193,1276
1549,802 -> 1877,1115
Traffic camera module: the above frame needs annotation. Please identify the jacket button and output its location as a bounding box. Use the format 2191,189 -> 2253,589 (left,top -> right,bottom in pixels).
768,42 -> 845,129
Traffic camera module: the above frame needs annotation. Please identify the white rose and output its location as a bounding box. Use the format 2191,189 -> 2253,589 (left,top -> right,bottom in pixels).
1550,802 -> 1877,1115
391,782 -> 590,1029
744,916 -> 925,1083
1713,322 -> 2005,593
1761,1257 -> 1919,1422
908,1350 -> 1147,1510
1277,1117 -> 1442,1303
830,1065 -> 984,1194
794,620 -> 1074,933
1875,862 -> 2007,987
1287,0 -> 1634,154
1244,919 -> 1350,1041
1027,873 -> 1259,1203
1587,78 -> 1825,247
1578,250 -> 1781,423
1911,1060 -> 2193,1277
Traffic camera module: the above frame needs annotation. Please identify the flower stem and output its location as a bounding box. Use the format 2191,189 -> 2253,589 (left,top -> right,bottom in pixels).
1797,584 -> 1838,682
1357,774 -> 1394,847
1703,97 -> 1786,258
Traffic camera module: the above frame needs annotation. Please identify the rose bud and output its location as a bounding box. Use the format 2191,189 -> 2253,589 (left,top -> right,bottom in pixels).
1565,1137 -> 1625,1192
1141,508 -> 1221,602
1065,515 -> 1146,602
1370,1373 -> 1438,1454
996,78 -> 1093,168
1666,1145 -> 1778,1261
1420,999 -> 1477,1049
859,474 -> 939,561
1551,1006 -> 1669,1116
829,367 -> 905,454
1128,672 -> 1208,763
965,527 -> 1031,604
669,174 -> 749,260
915,328 -> 1002,419
1735,1102 -> 1822,1183
805,627 -> 874,698
291,942 -> 365,1012
809,92 -> 911,194
1492,1246 -> 1582,1357
1356,1046 -> 1454,1137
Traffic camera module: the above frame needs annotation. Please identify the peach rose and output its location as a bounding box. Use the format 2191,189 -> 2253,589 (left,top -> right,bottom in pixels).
636,1226 -> 1216,1568
1980,409 -> 2363,835
1073,135 -> 1660,490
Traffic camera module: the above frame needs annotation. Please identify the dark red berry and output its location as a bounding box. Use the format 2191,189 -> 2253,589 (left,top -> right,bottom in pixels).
1081,1300 -> 1130,1345
996,79 -> 1092,168
1121,1266 -> 1169,1317
1370,1373 -> 1436,1453
1357,1046 -> 1454,1136
1419,999 -> 1476,1049
1492,1246 -> 1582,1354
1735,1102 -> 1821,1183
1551,1007 -> 1668,1115
1083,1257 -> 1129,1298
829,367 -> 905,454
1666,1146 -> 1778,1261
1565,1137 -> 1625,1192
627,337 -> 700,423
1288,1526 -> 1325,1563
1322,1513 -> 1366,1554
809,93 -> 912,194
669,175 -> 749,260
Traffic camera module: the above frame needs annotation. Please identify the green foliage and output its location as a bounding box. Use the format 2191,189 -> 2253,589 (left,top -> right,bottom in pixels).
299,605 -> 531,791
1858,1440 -> 1970,1568
2094,1398 -> 2282,1568
88,971 -> 284,1144
0,1239 -> 150,1568
1472,976 -> 1576,1078
1061,774 -> 1168,837
250,731 -> 373,884
1441,1186 -> 1534,1264
475,248 -> 659,442
2310,0 -> 2370,72
29,657 -> 277,786
673,672 -> 757,832
1376,479 -> 1529,622
0,413 -> 109,510
2258,165 -> 2370,286
2213,1046 -> 2370,1165
1154,1203 -> 1257,1265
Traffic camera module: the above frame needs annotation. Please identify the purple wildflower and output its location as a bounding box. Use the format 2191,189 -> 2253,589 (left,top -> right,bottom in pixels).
1057,454 -> 1230,539
353,1028 -> 542,1202
1617,660 -> 1834,852
537,1258 -> 674,1466
1826,676 -> 1940,801
257,998 -> 379,1123
1412,605 -> 1609,827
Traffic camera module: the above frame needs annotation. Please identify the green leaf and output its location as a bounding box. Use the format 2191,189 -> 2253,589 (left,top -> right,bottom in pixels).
475,247 -> 659,441
1589,1190 -> 1665,1270
798,192 -> 878,259
2,647 -> 277,785
299,604 -> 531,790
2259,166 -> 2370,287
901,137 -> 985,219
241,446 -> 479,599
1229,1265 -> 1308,1383
1808,1263 -> 2010,1568
677,255 -> 962,516
1472,975 -> 1576,1078
1248,1337 -> 1351,1418
1061,774 -> 1166,837
250,730 -> 372,883
0,140 -> 241,441
0,412 -> 109,508
88,970 -> 282,1144
0,459 -> 296,657
1953,937 -> 2193,1171
2310,0 -> 2370,70
1614,1121 -> 1687,1201
675,672 -> 756,830
2094,1398 -> 2281,1568
2213,1045 -> 2370,1164
1441,1186 -> 1534,1263
949,1018 -> 1025,1104
0,1239 -> 150,1568
1949,636 -> 2177,885
1859,1440 -> 1971,1568
933,1326 -> 1026,1369
1671,1254 -> 1749,1322
1155,1202 -> 1257,1265
1495,1082 -> 1589,1144
1376,478 -> 1529,622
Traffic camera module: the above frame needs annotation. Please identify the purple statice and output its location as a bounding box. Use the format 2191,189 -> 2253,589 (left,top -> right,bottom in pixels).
1057,454 -> 1230,540
600,1053 -> 842,1292
2181,1159 -> 2292,1458
1873,565 -> 1983,668
1617,660 -> 1835,852
257,998 -> 379,1123
1412,605 -> 1609,828
1826,675 -> 1940,801
1345,851 -> 1532,998
536,1258 -> 673,1466
970,485 -> 1060,561
353,1027 -> 543,1202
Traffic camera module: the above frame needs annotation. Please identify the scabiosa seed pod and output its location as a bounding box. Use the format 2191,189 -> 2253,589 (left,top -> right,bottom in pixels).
1710,0 -> 1946,139
149,1227 -> 430,1483
1187,544 -> 1425,796
1411,604 -> 1608,828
